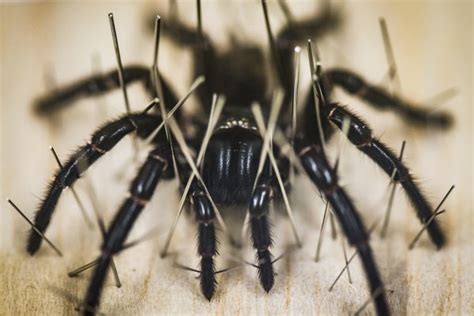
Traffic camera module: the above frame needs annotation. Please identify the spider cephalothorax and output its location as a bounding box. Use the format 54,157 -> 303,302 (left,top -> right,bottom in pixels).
26,2 -> 452,315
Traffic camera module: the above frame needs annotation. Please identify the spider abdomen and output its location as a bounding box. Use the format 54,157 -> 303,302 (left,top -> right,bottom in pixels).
202,126 -> 262,205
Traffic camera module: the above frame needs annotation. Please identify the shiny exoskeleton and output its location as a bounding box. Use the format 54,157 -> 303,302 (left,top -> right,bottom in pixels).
27,2 -> 452,315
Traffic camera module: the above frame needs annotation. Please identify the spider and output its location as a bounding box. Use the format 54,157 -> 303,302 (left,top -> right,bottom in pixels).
24,1 -> 452,315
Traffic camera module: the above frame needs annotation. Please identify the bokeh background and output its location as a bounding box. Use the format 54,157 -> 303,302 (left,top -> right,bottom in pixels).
1,1 -> 472,315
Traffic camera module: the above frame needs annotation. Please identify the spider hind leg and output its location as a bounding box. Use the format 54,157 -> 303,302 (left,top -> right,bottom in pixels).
34,65 -> 178,117
275,1 -> 342,93
34,66 -> 148,115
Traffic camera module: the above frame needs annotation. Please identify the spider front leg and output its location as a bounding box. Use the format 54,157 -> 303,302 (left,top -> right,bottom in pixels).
27,113 -> 162,254
326,102 -> 446,247
294,138 -> 389,316
34,66 -> 177,116
83,141 -> 171,315
325,69 -> 453,129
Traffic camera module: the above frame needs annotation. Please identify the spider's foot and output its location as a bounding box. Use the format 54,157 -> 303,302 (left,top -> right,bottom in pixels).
428,221 -> 447,250
424,111 -> 454,130
26,230 -> 42,255
257,249 -> 274,292
200,257 -> 217,301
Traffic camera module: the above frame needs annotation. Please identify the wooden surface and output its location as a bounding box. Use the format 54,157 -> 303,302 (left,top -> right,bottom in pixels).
1,1 -> 473,315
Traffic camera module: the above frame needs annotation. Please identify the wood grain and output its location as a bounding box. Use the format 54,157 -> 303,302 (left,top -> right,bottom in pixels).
1,1 -> 472,315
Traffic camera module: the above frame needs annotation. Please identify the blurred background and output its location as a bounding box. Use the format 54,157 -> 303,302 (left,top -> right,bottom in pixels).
1,1 -> 472,315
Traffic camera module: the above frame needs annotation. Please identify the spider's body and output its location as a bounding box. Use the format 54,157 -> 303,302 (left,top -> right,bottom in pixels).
202,121 -> 262,205
25,2 -> 452,315
203,46 -> 268,107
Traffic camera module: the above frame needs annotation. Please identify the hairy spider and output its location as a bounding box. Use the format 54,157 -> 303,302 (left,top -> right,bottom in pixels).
24,2 -> 453,315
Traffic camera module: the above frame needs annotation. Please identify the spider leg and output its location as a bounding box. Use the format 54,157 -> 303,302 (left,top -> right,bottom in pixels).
249,164 -> 276,292
83,141 -> 171,315
188,179 -> 218,300
326,102 -> 446,248
324,68 -> 453,129
275,1 -> 341,91
294,138 -> 389,316
27,113 -> 164,255
160,9 -> 216,110
161,17 -> 205,47
276,1 -> 341,44
34,66 -> 177,116
302,90 -> 336,144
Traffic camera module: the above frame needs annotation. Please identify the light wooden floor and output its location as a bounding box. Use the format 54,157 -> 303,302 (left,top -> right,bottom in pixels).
1,1 -> 472,315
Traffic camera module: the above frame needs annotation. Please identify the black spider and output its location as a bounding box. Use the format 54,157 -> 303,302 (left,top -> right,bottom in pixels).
26,2 -> 452,315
